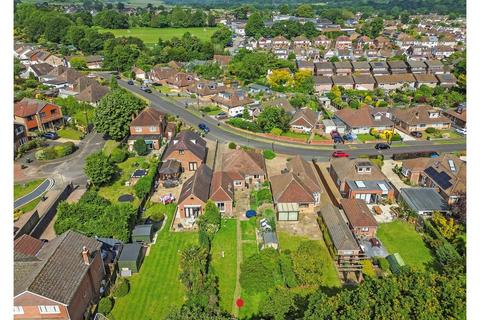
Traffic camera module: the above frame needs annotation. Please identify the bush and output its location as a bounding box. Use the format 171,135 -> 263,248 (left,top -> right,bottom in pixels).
98,297 -> 114,315
144,204 -> 166,221
110,147 -> 128,163
228,142 -> 237,149
263,149 -> 276,160
227,118 -> 261,132
53,142 -> 75,158
112,278 -> 130,298
18,138 -> 46,154
378,257 -> 390,272
133,139 -> 148,156
425,127 -> 438,134
278,254 -> 298,288
256,188 -> 272,205
240,249 -> 283,292
270,127 -> 283,136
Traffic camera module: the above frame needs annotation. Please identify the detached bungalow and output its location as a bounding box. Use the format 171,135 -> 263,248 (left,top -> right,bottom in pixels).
212,89 -> 254,117
289,108 -> 320,133
393,105 -> 451,132
149,65 -> 177,84
334,106 -> 394,134
222,149 -> 266,189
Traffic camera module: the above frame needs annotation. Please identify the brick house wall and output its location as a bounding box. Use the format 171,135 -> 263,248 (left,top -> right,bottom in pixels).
177,195 -> 206,219
213,200 -> 234,216
15,104 -> 63,133
351,225 -> 377,239
164,150 -> 203,172
348,188 -> 395,202
14,294 -> 69,319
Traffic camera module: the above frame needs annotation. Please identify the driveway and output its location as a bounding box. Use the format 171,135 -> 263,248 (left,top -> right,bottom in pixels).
381,159 -> 411,190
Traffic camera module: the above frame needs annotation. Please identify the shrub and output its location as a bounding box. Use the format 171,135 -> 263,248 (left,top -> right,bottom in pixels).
425,127 -> 438,134
53,142 -> 75,158
270,127 -> 282,136
112,278 -> 130,298
144,204 -> 166,221
18,138 -> 46,154
240,249 -> 283,292
133,139 -> 148,156
263,149 -> 276,160
278,254 -> 298,288
378,257 -> 390,272
256,188 -> 272,205
227,118 -> 261,132
110,147 -> 128,163
98,297 -> 114,315
228,142 -> 237,149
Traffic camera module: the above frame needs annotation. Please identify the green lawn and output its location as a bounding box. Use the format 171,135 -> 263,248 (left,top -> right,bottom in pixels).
240,219 -> 256,241
103,140 -> 120,156
239,291 -> 265,319
242,242 -> 259,260
211,219 -> 238,314
14,179 -> 44,200
425,129 -> 464,140
97,156 -> 149,206
97,27 -> 219,45
312,134 -> 328,141
356,133 -> 378,142
377,220 -> 434,270
277,232 -> 341,288
281,131 -> 309,141
111,204 -> 198,320
57,127 -> 83,140
155,85 -> 172,94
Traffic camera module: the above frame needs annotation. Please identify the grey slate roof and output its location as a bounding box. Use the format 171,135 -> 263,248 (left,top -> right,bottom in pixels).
14,230 -> 102,304
320,203 -> 360,252
164,131 -> 207,161
346,179 -> 392,191
400,188 -> 450,212
132,224 -> 153,237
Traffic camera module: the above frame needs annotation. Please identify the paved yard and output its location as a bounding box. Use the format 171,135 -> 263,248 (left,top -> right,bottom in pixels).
368,204 -> 395,223
277,210 -> 322,240
359,239 -> 389,258
382,159 -> 410,190
265,153 -> 289,177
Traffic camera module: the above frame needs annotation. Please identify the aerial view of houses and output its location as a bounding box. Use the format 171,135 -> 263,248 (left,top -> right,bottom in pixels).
10,1 -> 470,320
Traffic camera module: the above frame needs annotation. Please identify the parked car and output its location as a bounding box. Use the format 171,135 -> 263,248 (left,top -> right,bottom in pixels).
198,123 -> 210,133
375,143 -> 390,150
332,151 -> 350,158
215,112 -> 228,120
410,131 -> 422,138
127,80 -> 134,85
140,86 -> 152,93
343,133 -> 354,141
455,127 -> 467,135
42,132 -> 58,140
370,238 -> 381,247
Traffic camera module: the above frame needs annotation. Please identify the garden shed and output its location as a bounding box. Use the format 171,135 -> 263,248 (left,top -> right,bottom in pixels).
118,243 -> 144,276
387,252 -> 406,274
132,224 -> 154,244
262,231 -> 278,250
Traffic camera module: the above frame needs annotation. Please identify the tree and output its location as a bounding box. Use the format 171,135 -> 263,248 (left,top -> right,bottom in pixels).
133,139 -> 148,155
267,69 -> 294,89
98,297 -> 114,315
256,106 -> 292,132
210,26 -> 233,47
240,249 -> 283,292
295,4 -> 315,18
293,70 -> 314,94
84,151 -> 117,186
432,211 -> 460,240
279,4 -> 290,15
193,62 -> 223,80
260,286 -> 297,320
245,12 -> 265,38
69,57 -> 87,70
112,277 -> 130,298
93,89 -> 146,140
93,10 -> 129,29
291,241 -> 324,285
198,201 -> 221,247
109,76 -> 119,89
451,192 -> 466,226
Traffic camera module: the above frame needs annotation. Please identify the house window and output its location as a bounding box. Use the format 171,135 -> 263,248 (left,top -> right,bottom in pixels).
39,112 -> 46,118
217,202 -> 225,212
135,127 -> 142,133
234,181 -> 242,186
189,162 -> 197,171
38,306 -> 60,314
361,227 -> 369,232
179,149 -> 184,155
253,175 -> 259,179
13,306 -> 24,315
149,126 -> 156,132
51,109 -> 57,115
299,203 -> 309,208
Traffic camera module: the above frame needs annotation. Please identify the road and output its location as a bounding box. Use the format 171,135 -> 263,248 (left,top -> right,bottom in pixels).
116,79 -> 466,159
14,178 -> 55,209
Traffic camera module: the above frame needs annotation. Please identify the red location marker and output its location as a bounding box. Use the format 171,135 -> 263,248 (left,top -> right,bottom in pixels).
236,298 -> 244,308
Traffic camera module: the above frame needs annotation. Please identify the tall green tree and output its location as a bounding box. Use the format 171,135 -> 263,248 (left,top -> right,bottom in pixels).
93,89 -> 146,139
84,151 -> 117,187
245,12 -> 265,38
295,4 -> 315,18
256,106 -> 292,132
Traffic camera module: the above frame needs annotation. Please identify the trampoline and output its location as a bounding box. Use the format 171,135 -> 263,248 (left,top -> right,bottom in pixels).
118,194 -> 134,202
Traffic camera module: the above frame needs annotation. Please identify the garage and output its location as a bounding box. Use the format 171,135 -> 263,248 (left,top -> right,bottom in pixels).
277,203 -> 299,221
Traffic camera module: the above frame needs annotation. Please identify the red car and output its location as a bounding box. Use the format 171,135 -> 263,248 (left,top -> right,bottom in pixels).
332,151 -> 350,158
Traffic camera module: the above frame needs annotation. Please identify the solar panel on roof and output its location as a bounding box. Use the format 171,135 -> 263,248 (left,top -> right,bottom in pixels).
424,167 -> 452,190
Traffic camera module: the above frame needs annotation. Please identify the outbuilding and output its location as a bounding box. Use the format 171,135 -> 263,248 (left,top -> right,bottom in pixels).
132,224 -> 154,244
118,243 -> 144,276
399,187 -> 450,216
262,232 -> 279,250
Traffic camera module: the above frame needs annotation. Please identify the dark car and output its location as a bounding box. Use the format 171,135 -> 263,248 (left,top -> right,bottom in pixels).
375,143 -> 390,150
410,131 -> 422,138
140,86 -> 152,93
198,123 -> 210,133
42,132 -> 59,140
370,238 -> 381,247
127,80 -> 134,85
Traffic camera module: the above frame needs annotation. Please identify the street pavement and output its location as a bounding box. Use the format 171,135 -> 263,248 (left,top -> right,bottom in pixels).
116,79 -> 466,160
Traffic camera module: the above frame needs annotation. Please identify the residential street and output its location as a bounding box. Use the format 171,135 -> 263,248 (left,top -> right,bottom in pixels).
116,79 -> 466,159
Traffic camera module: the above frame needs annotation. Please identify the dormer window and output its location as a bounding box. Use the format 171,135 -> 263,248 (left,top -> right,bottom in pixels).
179,149 -> 184,155
428,111 -> 439,118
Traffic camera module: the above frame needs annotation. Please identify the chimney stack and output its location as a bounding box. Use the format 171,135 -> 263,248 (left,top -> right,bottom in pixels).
82,246 -> 90,265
